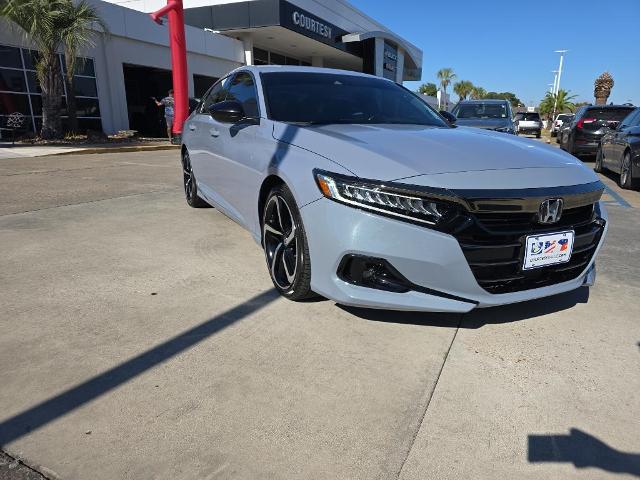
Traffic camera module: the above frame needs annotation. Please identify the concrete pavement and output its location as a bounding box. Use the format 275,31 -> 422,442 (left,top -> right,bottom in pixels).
0,150 -> 638,479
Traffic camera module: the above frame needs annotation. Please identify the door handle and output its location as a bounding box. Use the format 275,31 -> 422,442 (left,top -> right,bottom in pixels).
188,123 -> 196,131
210,129 -> 220,137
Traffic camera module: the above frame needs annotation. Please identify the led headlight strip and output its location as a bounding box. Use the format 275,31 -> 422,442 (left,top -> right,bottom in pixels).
314,170 -> 457,226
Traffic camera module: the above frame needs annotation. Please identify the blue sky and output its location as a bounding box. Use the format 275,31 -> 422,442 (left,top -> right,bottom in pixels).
350,0 -> 640,106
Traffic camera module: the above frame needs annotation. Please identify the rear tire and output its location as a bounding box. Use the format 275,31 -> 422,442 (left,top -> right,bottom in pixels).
536,131 -> 541,139
181,149 -> 209,208
619,151 -> 638,190
262,184 -> 315,301
594,147 -> 604,173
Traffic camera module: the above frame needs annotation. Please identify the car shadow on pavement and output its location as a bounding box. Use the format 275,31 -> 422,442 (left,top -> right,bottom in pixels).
0,289 -> 280,448
528,428 -> 640,477
340,287 -> 589,329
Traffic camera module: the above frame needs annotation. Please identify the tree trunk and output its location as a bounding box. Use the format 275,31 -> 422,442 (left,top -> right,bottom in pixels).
64,54 -> 78,134
39,52 -> 64,139
595,96 -> 607,105
65,76 -> 78,134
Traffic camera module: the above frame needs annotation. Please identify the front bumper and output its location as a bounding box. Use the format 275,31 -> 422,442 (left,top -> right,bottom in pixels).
300,198 -> 608,312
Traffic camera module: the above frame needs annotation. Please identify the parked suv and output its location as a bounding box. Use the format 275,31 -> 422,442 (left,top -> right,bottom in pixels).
560,104 -> 636,156
551,113 -> 574,137
514,112 -> 542,138
451,100 -> 515,134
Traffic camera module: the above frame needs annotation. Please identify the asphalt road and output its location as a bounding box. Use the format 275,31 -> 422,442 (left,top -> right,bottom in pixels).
1,150 -> 639,479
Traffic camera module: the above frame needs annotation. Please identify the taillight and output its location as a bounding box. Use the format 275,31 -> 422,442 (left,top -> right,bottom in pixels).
577,117 -> 596,129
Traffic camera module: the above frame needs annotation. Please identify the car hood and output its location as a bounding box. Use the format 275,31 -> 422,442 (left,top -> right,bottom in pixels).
272,122 -> 597,187
453,118 -> 511,129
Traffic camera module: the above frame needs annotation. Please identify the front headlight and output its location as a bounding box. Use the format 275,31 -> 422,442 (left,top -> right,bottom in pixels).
314,170 -> 464,229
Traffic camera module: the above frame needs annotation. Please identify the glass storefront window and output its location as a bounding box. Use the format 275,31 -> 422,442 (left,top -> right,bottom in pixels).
0,45 -> 23,69
75,98 -> 100,117
73,76 -> 98,97
0,68 -> 27,92
0,92 -> 31,115
26,71 -> 40,93
269,52 -> 286,65
252,47 -> 308,67
0,43 -> 102,136
253,47 -> 269,66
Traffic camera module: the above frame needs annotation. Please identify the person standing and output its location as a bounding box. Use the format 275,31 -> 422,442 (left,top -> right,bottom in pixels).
153,89 -> 175,142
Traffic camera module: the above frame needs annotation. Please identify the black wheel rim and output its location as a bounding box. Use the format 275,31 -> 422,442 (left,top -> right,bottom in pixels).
621,155 -> 630,185
182,151 -> 193,201
263,195 -> 298,290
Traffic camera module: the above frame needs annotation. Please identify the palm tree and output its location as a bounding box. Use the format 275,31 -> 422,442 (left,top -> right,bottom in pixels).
59,0 -> 107,133
470,86 -> 487,100
436,68 -> 456,106
0,0 -> 106,138
417,82 -> 438,97
539,89 -> 577,126
453,80 -> 474,101
594,72 -> 614,105
1,0 -> 65,138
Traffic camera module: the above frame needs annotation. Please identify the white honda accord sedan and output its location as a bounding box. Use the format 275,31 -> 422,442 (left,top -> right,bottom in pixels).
180,66 -> 607,312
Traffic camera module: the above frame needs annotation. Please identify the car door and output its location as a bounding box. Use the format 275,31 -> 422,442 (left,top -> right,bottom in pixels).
208,71 -> 271,229
185,76 -> 231,204
608,109 -> 639,170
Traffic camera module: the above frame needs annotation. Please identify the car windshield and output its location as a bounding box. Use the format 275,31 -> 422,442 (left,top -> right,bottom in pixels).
452,102 -> 509,119
260,72 -> 448,127
557,114 -> 572,121
586,108 -> 635,121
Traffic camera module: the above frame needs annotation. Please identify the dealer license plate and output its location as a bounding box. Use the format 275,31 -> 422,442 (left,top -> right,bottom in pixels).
523,231 -> 575,270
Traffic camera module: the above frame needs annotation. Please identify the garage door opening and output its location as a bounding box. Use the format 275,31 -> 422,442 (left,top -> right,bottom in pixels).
123,64 -> 173,138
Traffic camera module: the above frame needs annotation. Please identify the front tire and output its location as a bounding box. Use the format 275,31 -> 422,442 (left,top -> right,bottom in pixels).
262,185 -> 314,300
181,149 -> 209,208
620,151 -> 638,190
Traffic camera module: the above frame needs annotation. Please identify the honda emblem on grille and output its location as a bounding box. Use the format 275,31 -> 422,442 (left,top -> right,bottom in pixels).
538,198 -> 564,224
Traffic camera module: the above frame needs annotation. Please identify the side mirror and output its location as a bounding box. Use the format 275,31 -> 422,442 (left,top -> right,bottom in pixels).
209,100 -> 244,123
440,110 -> 457,125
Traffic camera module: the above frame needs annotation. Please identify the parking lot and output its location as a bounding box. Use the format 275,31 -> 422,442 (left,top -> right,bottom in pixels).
1,149 -> 639,479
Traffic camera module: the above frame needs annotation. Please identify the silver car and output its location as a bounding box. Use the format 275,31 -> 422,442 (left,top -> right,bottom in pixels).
181,66 -> 607,312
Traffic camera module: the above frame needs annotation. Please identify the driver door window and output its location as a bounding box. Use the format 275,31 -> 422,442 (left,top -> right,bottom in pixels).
199,76 -> 231,114
226,72 -> 259,118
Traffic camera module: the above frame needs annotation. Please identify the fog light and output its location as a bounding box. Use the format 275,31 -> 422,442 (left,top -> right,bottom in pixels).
337,255 -> 409,293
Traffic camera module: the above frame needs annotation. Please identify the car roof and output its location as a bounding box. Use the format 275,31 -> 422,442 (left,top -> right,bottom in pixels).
237,65 -> 389,81
457,99 -> 509,104
585,104 -> 635,109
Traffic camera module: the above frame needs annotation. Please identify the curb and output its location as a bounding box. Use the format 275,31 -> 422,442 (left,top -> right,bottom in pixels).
48,144 -> 180,156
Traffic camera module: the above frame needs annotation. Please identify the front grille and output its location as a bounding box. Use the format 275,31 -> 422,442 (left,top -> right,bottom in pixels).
454,204 -> 605,294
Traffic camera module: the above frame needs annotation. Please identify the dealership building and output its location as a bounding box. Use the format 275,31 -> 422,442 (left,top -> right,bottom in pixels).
0,0 -> 422,138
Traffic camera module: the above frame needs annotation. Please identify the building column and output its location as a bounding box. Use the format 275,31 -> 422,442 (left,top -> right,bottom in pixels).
238,34 -> 253,66
395,48 -> 405,83
374,37 -> 384,77
311,56 -> 323,67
